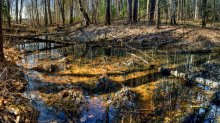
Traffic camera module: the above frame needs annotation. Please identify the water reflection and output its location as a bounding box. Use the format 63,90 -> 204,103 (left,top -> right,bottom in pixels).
16,40 -> 220,123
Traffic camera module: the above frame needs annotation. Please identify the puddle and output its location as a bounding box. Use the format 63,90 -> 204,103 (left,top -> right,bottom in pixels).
16,39 -> 220,122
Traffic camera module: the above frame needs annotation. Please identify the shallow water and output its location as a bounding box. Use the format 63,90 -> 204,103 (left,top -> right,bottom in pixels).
16,39 -> 220,123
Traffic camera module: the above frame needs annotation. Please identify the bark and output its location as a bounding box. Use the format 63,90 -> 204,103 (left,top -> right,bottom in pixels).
160,68 -> 219,89
15,0 -> 19,24
19,0 -> 23,24
35,0 -> 40,25
48,0 -> 53,24
170,0 -> 177,25
149,0 -> 156,23
116,0 -> 121,16
147,0 -> 150,22
0,0 -> 4,61
58,0 -> 65,26
127,0 -> 133,22
78,0 -> 91,26
44,0 -> 48,27
195,0 -> 199,20
105,0 -> 111,25
156,0 -> 160,28
92,0 -> 96,24
31,0 -> 35,26
133,0 -> 138,22
201,0 -> 207,28
7,0 -> 11,28
70,0 -> 74,24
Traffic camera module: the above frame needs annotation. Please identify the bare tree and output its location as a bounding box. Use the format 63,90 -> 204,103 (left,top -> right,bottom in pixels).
48,0 -> 52,25
195,0 -> 200,20
156,0 -> 160,28
170,0 -> 177,25
0,0 -> 4,61
58,0 -> 65,26
149,0 -> 156,23
44,0 -> 48,27
19,0 -> 23,24
105,0 -> 111,25
133,0 -> 138,22
201,0 -> 207,28
127,0 -> 133,22
78,0 -> 91,26
15,0 -> 19,24
7,0 -> 11,28
69,0 -> 74,24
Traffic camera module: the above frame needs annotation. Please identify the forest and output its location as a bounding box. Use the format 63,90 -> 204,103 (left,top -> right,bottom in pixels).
0,0 -> 220,122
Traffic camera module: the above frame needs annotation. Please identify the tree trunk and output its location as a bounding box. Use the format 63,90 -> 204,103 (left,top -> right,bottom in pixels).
15,0 -> 19,24
195,0 -> 199,20
35,0 -> 40,26
170,0 -> 177,25
78,0 -> 91,26
19,0 -> 23,24
149,0 -> 156,23
147,0 -> 150,22
105,0 -> 111,25
70,0 -> 74,24
58,0 -> 65,26
7,0 -> 11,28
44,0 -> 48,27
0,0 -> 4,61
156,0 -> 160,28
116,0 -> 121,16
48,0 -> 53,25
201,0 -> 207,28
127,0 -> 133,22
133,0 -> 138,22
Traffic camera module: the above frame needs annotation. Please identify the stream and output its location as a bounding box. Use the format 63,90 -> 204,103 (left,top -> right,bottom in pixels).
16,39 -> 220,123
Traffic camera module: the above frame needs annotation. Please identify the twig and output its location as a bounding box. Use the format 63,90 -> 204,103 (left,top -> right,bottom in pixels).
127,53 -> 149,65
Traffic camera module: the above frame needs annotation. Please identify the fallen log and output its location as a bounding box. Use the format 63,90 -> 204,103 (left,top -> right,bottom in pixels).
159,68 -> 219,89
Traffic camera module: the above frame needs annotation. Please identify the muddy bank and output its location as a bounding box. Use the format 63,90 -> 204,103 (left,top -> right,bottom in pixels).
0,48 -> 38,122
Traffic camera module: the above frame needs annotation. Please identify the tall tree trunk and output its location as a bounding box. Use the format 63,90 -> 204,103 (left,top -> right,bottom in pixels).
35,0 -> 40,26
92,0 -> 98,24
170,0 -> 177,25
201,0 -> 207,28
31,0 -> 35,27
147,0 -> 150,22
116,0 -> 121,16
7,0 -> 11,28
70,0 -> 74,24
19,0 -> 23,24
195,0 -> 199,20
58,0 -> 65,26
149,0 -> 156,23
0,0 -> 4,61
48,0 -> 52,25
44,0 -> 48,27
105,0 -> 111,25
156,0 -> 160,28
78,0 -> 91,26
15,0 -> 19,24
127,0 -> 133,22
133,0 -> 138,22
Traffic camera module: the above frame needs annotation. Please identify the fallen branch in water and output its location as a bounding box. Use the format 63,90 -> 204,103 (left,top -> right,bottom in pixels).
159,68 -> 219,89
127,53 -> 149,65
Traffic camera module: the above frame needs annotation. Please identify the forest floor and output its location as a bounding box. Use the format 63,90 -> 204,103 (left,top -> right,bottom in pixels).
5,21 -> 220,53
2,21 -> 220,122
0,47 -> 38,122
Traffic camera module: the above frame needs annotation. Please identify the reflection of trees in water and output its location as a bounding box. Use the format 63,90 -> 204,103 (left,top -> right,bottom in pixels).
152,79 -> 202,122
